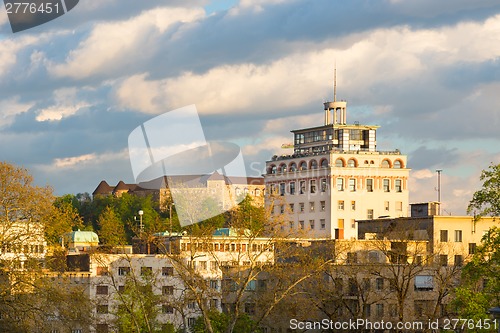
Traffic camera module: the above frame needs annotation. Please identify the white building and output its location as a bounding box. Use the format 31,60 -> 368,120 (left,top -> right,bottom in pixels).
265,83 -> 410,239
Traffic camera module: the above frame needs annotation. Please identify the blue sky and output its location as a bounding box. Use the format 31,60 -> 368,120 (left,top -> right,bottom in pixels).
1,0 -> 500,215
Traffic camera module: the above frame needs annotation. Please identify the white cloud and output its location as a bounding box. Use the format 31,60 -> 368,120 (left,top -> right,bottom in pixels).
0,97 -> 34,127
36,88 -> 91,121
51,150 -> 129,169
49,7 -> 204,79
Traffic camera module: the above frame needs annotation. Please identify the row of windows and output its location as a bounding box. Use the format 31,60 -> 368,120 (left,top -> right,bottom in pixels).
439,230 -> 463,242
294,219 -> 327,230
180,242 -> 273,253
267,158 -> 404,174
269,178 -> 404,195
98,266 -> 174,277
234,187 -> 261,197
0,243 -> 45,254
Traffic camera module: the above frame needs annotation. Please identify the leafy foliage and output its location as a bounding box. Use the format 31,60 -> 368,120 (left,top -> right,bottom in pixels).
467,164 -> 500,217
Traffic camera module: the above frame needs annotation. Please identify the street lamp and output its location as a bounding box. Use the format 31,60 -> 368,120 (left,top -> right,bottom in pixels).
138,210 -> 144,236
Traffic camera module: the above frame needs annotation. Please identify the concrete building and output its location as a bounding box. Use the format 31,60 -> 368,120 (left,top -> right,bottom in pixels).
58,228 -> 274,333
265,81 -> 409,239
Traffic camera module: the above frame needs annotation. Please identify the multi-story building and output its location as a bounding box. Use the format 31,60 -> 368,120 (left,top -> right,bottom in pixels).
265,84 -> 409,239
92,173 -> 265,211
57,228 -> 274,333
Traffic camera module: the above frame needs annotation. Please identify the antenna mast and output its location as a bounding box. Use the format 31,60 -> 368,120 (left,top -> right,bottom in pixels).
334,64 -> 337,102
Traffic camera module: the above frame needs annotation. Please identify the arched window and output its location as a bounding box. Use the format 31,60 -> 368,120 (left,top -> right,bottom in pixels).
347,158 -> 357,167
381,159 -> 391,168
364,160 -> 369,165
235,187 -> 241,196
279,163 -> 287,173
255,189 -> 261,196
269,165 -> 277,174
335,158 -> 345,167
289,162 -> 297,172
394,160 -> 403,169
299,161 -> 307,170
321,159 -> 329,168
310,160 -> 318,169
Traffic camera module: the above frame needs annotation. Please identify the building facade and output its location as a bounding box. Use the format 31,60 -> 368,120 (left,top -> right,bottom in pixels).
265,88 -> 409,239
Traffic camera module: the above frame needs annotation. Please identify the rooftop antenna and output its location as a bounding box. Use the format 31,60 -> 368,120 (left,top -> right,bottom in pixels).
333,62 -> 337,102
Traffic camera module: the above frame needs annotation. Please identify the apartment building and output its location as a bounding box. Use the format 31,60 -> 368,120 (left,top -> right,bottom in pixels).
265,83 -> 409,240
57,228 -> 274,333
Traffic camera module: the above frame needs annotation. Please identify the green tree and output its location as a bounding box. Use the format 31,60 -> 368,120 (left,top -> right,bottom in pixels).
0,162 -> 93,331
97,206 -> 127,247
192,310 -> 258,333
456,226 -> 500,315
467,163 -> 500,217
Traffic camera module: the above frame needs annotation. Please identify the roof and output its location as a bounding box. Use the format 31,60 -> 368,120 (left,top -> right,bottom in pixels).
64,230 -> 99,244
213,228 -> 252,237
92,180 -> 113,196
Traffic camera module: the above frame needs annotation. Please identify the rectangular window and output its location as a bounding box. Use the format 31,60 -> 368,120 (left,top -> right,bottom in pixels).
366,179 -> 373,192
367,209 -> 374,219
199,261 -> 207,270
97,267 -> 109,276
299,203 -> 305,212
97,304 -> 109,314
454,255 -> 463,266
162,304 -> 174,314
289,203 -> 294,212
364,304 -> 371,317
320,178 -> 327,192
162,286 -> 174,295
383,179 -> 390,192
300,181 -> 306,194
96,285 -> 108,295
309,202 -> 315,212
320,201 -> 326,211
279,183 -> 285,196
396,201 -> 403,211
376,304 -> 384,317
289,182 -> 296,195
289,221 -> 294,229
454,230 -> 462,242
141,266 -> 152,276
415,275 -> 433,291
349,178 -> 356,192
299,221 -> 304,229
310,180 -> 316,194
439,255 -> 448,267
376,278 -> 384,291
440,230 -> 448,242
320,219 -> 326,230
309,220 -> 315,229
338,219 -> 344,229
118,267 -> 130,276
395,179 -> 402,192
351,201 -> 356,210
338,200 -> 344,210
162,267 -> 174,276
188,318 -> 196,327
385,201 -> 390,211
337,178 -> 344,191
351,219 -> 356,229
280,205 -> 285,214
469,243 -> 476,255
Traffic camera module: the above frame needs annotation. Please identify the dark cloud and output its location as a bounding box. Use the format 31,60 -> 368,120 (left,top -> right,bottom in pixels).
408,146 -> 460,170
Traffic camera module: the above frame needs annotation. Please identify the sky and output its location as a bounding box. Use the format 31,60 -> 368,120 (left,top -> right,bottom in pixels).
1,0 -> 500,216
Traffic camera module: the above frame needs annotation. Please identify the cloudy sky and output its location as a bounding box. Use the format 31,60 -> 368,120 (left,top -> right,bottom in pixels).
1,0 -> 500,215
